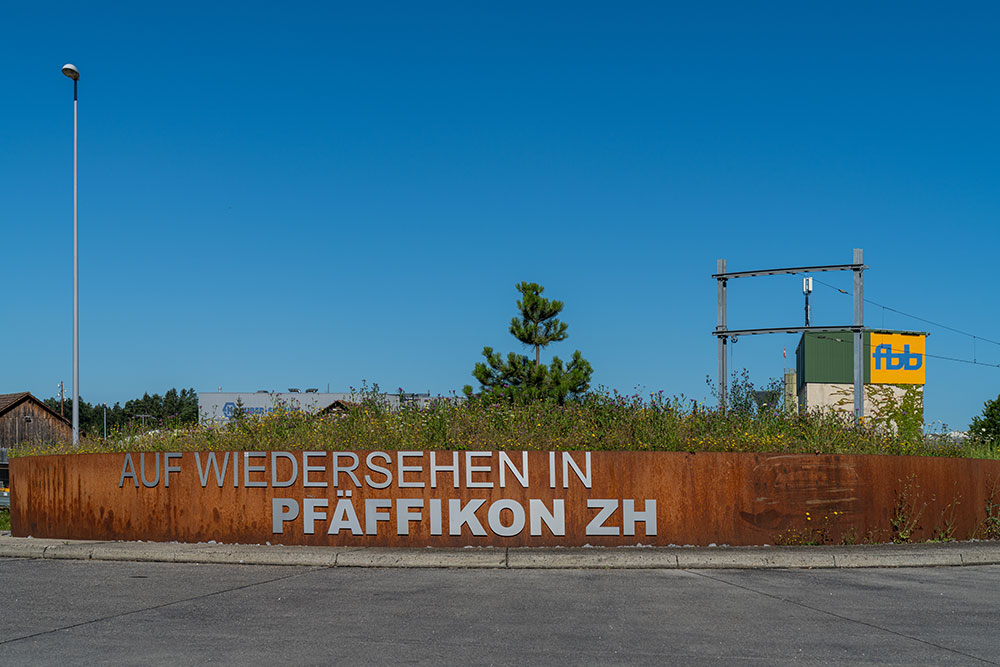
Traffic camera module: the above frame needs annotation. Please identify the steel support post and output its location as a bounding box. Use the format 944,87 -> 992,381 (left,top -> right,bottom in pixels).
717,258 -> 727,410
853,248 -> 864,425
72,77 -> 79,446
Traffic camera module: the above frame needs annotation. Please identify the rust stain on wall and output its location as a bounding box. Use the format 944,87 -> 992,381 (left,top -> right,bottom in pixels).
11,451 -> 1000,547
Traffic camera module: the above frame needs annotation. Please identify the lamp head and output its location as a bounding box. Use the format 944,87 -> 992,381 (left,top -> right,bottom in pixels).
61,64 -> 80,81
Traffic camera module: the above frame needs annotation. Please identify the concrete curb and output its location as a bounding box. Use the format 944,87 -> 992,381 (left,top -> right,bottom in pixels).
2,536 -> 999,569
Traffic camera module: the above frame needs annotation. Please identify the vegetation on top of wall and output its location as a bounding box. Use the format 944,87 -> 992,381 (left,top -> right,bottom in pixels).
13,379 -> 995,459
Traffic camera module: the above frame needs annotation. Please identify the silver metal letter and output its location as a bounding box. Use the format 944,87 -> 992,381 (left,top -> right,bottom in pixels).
271,452 -> 298,488
139,452 -> 160,488
448,498 -> 487,536
327,498 -> 363,535
562,452 -> 592,489
243,452 -> 267,488
622,499 -> 657,536
397,452 -> 425,488
487,499 -> 526,537
396,499 -> 424,535
429,451 -> 459,489
499,451 -> 529,488
529,499 -> 565,536
365,499 -> 392,534
465,452 -> 493,488
585,499 -> 619,536
303,498 -> 328,534
118,453 -> 138,488
272,498 -> 299,534
163,453 -> 182,488
364,453 -> 393,489
332,452 -> 360,487
302,451 -> 328,487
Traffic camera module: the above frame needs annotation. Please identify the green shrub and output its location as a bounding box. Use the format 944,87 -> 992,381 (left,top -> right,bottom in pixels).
970,394 -> 1000,450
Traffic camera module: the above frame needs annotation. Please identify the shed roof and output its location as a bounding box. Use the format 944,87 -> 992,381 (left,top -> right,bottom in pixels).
321,399 -> 355,413
0,392 -> 72,425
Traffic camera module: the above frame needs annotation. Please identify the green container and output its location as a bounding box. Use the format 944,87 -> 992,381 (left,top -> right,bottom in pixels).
796,331 -> 870,390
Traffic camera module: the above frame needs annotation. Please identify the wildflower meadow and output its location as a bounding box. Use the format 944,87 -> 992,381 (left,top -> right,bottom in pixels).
15,384 -> 995,460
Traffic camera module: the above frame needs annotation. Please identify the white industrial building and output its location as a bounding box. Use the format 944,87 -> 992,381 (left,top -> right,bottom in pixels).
198,389 -> 433,425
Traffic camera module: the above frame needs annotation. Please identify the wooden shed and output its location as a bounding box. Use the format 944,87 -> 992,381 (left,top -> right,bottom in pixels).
0,392 -> 72,448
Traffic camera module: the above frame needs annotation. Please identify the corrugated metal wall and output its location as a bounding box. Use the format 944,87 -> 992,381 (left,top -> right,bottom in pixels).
797,331 -> 872,388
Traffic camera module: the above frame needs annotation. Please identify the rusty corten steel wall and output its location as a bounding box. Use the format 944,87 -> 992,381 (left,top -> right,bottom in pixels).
11,451 -> 1000,547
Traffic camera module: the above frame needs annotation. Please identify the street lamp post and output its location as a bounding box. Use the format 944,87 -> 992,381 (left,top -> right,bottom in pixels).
62,63 -> 80,446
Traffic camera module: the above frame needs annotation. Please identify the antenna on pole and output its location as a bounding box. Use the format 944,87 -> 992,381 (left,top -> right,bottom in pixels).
803,277 -> 813,327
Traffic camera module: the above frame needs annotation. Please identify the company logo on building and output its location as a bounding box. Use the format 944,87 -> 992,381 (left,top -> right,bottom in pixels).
869,333 -> 926,385
222,402 -> 273,418
872,344 -> 922,371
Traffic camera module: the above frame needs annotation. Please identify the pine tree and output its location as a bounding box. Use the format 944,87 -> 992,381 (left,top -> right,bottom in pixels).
509,282 -> 569,366
465,282 -> 592,404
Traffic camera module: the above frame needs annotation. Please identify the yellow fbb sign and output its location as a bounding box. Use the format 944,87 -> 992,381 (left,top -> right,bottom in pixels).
869,333 -> 925,385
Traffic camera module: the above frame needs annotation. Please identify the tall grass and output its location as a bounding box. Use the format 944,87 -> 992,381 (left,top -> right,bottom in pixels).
13,387 -> 994,459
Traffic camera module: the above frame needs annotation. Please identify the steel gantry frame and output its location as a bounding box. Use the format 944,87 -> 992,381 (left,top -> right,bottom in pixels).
714,249 -> 867,423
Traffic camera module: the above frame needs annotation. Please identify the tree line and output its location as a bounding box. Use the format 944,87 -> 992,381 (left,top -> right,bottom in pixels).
42,388 -> 199,436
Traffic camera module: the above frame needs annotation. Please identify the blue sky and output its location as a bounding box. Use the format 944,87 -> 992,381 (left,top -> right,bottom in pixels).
2,2 -> 998,429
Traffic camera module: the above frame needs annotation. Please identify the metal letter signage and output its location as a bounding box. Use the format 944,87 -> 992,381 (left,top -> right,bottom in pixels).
869,332 -> 926,385
11,450 -> 1000,546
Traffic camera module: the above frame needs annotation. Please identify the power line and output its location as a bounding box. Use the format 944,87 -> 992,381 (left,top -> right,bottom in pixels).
927,353 -> 1000,368
811,278 -> 1000,347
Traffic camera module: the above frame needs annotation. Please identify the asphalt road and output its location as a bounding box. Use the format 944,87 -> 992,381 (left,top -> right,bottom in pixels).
1,559 -> 998,666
